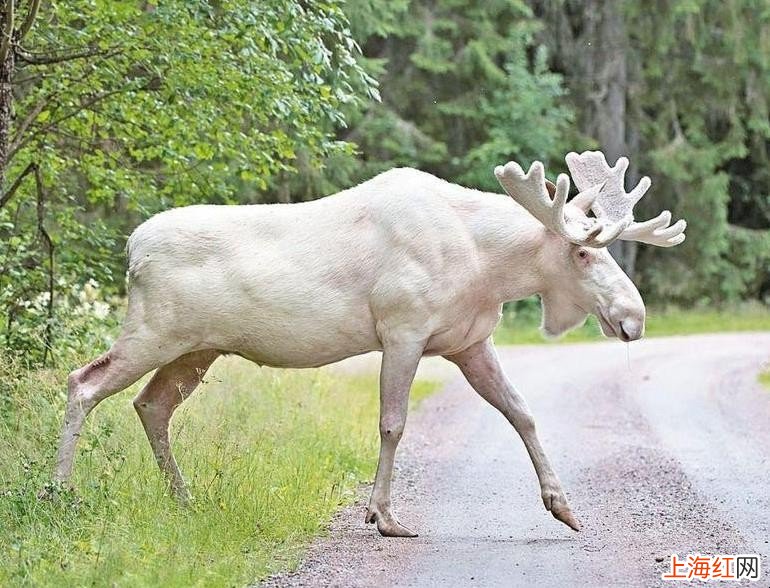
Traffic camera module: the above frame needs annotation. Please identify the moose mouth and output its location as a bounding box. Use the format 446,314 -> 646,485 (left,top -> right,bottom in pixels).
596,308 -> 632,342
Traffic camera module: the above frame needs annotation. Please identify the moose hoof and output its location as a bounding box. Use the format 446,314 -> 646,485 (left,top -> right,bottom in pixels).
37,485 -> 58,501
551,506 -> 581,532
37,480 -> 71,501
543,489 -> 581,532
171,488 -> 193,506
365,509 -> 418,538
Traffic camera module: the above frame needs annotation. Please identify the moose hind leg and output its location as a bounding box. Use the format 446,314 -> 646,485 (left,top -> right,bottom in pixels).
133,350 -> 220,502
54,339 -> 165,484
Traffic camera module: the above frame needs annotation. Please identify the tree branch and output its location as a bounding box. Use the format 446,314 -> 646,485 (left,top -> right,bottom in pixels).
17,0 -> 38,41
8,92 -> 48,152
9,87 -> 133,160
0,160 -> 35,209
0,0 -> 14,65
8,62 -> 107,156
16,45 -> 122,65
34,162 -> 55,365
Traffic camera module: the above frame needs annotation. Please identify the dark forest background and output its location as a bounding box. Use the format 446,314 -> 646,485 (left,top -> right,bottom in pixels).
1,0 -> 769,363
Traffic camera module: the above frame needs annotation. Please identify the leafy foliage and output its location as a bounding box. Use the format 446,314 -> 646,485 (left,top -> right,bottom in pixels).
1,0 -> 375,362
268,0 -> 574,241
600,0 -> 769,304
347,0 -> 573,189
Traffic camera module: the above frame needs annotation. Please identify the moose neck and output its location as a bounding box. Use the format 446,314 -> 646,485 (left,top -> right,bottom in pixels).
466,192 -> 548,306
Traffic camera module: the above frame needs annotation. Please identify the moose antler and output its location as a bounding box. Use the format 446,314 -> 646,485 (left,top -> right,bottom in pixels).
565,151 -> 686,247
494,160 -> 631,248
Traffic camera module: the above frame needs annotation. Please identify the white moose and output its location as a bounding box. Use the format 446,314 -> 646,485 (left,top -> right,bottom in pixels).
53,151 -> 685,537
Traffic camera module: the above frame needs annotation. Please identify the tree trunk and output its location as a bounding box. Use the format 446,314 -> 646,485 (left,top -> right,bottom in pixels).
535,0 -> 639,276
581,1 -> 636,273
0,26 -> 13,194
583,1 -> 626,164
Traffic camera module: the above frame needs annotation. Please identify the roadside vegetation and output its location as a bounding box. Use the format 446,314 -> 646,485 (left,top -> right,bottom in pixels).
759,368 -> 770,390
0,353 -> 439,586
494,300 -> 770,345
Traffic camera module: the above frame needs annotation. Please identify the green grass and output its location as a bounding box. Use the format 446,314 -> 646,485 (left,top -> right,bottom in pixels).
0,355 -> 440,587
759,369 -> 770,390
493,304 -> 770,345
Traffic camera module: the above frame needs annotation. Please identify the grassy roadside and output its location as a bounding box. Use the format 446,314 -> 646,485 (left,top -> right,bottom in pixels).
494,304 -> 770,345
759,369 -> 770,389
0,355 -> 439,587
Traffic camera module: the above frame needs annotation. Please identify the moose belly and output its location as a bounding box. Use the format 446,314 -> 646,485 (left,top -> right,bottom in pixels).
196,305 -> 382,369
230,332 -> 381,369
422,306 -> 502,357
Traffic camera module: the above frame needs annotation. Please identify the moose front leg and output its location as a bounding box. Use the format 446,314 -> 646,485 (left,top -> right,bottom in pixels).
446,338 -> 580,531
365,341 -> 423,537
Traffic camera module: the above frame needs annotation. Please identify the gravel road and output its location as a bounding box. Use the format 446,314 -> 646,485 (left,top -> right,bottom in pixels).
264,333 -> 770,587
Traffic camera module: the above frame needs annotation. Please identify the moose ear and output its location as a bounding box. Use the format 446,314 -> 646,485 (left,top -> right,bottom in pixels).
544,179 -> 557,198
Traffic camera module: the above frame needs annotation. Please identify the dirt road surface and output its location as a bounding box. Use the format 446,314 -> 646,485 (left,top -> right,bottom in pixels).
265,333 -> 770,587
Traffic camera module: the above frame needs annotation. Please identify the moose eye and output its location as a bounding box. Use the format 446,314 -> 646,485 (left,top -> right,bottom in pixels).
577,249 -> 589,260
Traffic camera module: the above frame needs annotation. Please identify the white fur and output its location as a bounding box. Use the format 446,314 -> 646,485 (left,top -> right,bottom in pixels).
124,167 -> 642,365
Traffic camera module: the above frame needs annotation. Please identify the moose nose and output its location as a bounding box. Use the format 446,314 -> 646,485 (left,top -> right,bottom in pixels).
619,319 -> 643,342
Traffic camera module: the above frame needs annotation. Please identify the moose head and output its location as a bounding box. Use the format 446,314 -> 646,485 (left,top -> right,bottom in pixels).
495,151 -> 686,341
